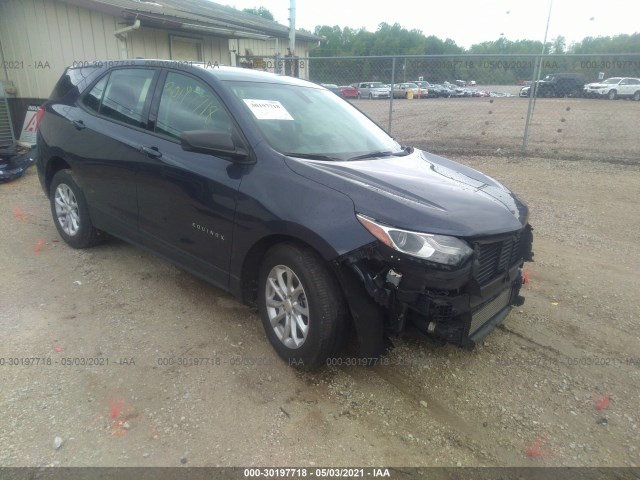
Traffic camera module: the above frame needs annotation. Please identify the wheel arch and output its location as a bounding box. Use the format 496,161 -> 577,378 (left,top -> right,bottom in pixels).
238,233 -> 340,307
45,156 -> 72,194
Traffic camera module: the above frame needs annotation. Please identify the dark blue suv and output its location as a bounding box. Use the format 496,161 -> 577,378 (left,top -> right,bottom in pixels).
36,60 -> 533,369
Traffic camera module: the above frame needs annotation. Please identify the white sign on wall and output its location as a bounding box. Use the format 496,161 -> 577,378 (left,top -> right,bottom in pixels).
19,105 -> 39,146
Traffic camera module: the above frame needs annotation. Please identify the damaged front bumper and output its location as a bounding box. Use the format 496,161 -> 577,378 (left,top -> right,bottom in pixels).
336,225 -> 533,351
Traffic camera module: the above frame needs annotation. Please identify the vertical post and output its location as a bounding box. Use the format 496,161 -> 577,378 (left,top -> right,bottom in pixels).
288,0 -> 296,76
274,37 -> 281,74
522,0 -> 553,155
388,57 -> 396,134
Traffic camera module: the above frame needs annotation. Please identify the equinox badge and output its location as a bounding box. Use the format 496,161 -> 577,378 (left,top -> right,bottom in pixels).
192,223 -> 225,241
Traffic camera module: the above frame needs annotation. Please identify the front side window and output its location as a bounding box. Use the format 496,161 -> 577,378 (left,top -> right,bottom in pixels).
97,69 -> 156,127
155,72 -> 232,141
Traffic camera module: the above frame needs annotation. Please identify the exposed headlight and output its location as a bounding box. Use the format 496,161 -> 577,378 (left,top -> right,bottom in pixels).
356,214 -> 474,266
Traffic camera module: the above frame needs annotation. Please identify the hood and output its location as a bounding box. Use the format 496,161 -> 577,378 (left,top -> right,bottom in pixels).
284,150 -> 528,237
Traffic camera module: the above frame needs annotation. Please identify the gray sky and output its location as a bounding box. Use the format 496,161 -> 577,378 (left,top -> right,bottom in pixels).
226,0 -> 640,48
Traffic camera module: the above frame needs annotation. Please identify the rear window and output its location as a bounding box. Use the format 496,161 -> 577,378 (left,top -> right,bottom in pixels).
49,67 -> 99,101
79,68 -> 156,128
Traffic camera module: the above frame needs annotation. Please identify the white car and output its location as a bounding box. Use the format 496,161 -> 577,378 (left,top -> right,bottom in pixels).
356,82 -> 391,99
583,77 -> 640,100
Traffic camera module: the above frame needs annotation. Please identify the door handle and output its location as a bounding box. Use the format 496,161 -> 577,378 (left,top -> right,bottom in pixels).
72,120 -> 85,130
140,146 -> 162,158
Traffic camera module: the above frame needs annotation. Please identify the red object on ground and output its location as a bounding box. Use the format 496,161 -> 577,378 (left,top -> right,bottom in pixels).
522,271 -> 530,283
594,393 -> 610,411
53,346 -> 63,353
14,207 -> 27,219
110,397 -> 125,418
525,436 -> 554,458
34,239 -> 45,252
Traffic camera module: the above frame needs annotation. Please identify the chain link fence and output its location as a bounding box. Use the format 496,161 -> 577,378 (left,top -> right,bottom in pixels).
238,53 -> 640,163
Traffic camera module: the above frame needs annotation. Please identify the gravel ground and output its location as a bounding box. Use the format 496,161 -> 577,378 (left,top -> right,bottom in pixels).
354,95 -> 640,162
1,102 -> 639,469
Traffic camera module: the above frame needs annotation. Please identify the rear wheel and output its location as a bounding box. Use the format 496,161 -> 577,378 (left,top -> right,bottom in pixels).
258,243 -> 345,370
50,169 -> 101,248
608,89 -> 617,100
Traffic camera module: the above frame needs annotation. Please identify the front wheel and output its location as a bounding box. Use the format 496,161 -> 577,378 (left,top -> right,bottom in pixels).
50,169 -> 101,249
608,90 -> 617,100
258,243 -> 345,370
633,91 -> 640,101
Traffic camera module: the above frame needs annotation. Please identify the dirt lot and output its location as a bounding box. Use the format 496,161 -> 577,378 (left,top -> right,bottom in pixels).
1,98 -> 639,470
356,95 -> 640,163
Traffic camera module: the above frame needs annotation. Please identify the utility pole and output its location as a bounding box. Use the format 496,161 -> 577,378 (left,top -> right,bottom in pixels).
288,0 -> 296,76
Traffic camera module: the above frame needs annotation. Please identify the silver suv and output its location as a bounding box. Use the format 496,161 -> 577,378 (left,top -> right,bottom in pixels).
356,82 -> 390,99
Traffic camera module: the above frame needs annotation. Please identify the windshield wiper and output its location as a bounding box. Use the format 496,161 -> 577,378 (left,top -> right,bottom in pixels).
347,146 -> 413,161
284,153 -> 340,161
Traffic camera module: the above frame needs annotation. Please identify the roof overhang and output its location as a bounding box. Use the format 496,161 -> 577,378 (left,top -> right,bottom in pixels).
59,0 -> 323,42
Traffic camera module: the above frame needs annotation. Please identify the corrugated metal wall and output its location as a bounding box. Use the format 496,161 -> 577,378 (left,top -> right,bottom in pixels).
0,0 -> 120,99
0,0 -> 313,99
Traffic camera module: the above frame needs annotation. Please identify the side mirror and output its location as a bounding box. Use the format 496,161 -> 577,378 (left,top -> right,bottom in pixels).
180,130 -> 250,162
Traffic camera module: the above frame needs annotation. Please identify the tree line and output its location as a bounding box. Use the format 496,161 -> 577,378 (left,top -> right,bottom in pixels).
309,23 -> 639,57
304,24 -> 640,85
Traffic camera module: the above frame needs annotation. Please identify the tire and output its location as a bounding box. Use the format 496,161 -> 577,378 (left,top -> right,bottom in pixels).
49,169 -> 101,249
608,90 -> 617,100
257,243 -> 345,370
633,91 -> 640,101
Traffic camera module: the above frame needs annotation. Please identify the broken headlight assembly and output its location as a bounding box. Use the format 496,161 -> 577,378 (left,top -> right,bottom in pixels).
356,214 -> 473,267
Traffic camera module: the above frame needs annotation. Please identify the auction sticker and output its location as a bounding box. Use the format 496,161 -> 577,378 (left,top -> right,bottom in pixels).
243,99 -> 294,120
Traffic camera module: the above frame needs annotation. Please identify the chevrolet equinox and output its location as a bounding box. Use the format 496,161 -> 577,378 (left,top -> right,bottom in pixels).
36,61 -> 533,369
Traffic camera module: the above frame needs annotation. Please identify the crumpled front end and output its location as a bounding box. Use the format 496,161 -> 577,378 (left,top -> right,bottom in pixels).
336,224 -> 534,351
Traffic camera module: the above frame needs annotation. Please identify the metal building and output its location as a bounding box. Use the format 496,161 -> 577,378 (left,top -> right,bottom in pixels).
0,0 -> 322,145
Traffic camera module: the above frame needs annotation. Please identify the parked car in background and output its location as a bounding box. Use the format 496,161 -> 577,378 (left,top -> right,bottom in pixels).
355,82 -> 391,99
339,85 -> 359,98
530,73 -> 585,98
36,60 -> 533,369
445,83 -> 465,97
583,77 -> 640,100
411,81 -> 437,98
320,83 -> 341,96
392,83 -> 421,99
429,84 -> 453,98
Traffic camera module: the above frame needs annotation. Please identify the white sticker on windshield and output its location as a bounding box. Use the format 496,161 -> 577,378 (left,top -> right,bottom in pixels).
243,99 -> 294,120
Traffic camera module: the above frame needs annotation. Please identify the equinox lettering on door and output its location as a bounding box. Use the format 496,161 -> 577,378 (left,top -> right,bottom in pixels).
192,223 -> 225,240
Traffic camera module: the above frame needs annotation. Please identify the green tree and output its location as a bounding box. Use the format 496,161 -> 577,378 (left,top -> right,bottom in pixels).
242,6 -> 274,21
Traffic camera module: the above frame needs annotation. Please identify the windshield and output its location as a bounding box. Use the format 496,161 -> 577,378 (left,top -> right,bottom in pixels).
603,78 -> 622,84
225,81 -> 401,160
370,82 -> 387,88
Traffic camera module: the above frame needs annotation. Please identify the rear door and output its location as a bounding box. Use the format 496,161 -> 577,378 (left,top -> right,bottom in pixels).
619,78 -> 639,97
70,67 -> 159,240
135,69 -> 246,288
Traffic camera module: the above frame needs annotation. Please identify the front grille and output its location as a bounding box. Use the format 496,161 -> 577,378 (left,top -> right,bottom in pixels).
469,288 -> 512,335
433,303 -> 454,322
475,232 -> 522,285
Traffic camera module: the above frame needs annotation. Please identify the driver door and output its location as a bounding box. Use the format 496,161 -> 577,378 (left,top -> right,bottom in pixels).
135,69 -> 246,288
